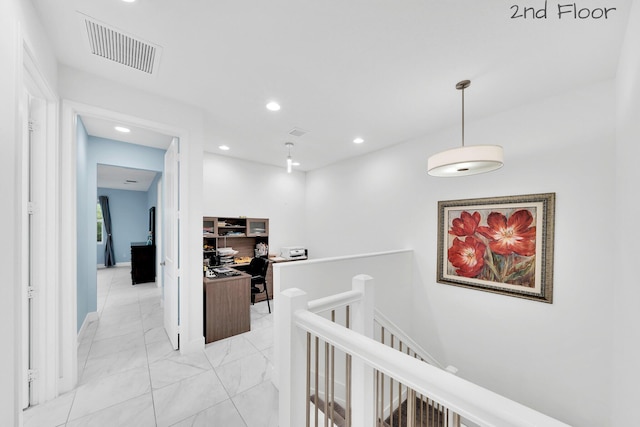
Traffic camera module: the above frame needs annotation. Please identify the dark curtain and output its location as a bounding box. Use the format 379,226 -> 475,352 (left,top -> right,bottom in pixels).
99,195 -> 116,267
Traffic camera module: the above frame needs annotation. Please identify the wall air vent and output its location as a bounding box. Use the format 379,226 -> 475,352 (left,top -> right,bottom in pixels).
80,13 -> 161,74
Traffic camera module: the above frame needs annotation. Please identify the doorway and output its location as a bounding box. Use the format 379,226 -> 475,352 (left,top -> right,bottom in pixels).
78,128 -> 172,344
55,102 -> 198,396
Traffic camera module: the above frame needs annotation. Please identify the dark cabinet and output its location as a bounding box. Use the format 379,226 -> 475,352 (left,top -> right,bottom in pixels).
131,242 -> 156,285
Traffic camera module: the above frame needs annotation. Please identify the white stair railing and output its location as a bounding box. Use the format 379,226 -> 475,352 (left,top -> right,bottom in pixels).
278,274 -> 571,427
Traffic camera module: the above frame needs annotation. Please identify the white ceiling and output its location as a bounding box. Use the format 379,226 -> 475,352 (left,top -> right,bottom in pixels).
97,164 -> 159,191
31,0 -> 632,171
81,116 -> 174,150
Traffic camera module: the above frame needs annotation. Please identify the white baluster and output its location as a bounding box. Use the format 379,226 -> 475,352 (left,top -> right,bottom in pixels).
279,288 -> 309,427
350,274 -> 375,427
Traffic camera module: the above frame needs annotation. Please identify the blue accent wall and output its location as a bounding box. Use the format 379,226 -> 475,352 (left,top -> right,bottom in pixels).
147,173 -> 161,210
76,130 -> 165,332
97,188 -> 149,265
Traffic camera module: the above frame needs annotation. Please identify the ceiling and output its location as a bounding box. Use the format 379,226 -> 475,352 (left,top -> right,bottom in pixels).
31,0 -> 632,171
97,164 -> 159,191
81,116 -> 174,150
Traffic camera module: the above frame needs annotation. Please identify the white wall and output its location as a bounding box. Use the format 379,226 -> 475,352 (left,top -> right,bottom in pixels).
613,1 -> 640,424
0,2 -> 21,423
202,153 -> 307,256
304,80 -> 617,427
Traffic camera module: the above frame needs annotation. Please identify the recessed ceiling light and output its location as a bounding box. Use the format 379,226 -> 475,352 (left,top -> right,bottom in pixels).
292,162 -> 300,166
353,137 -> 364,144
266,101 -> 281,111
115,126 -> 130,133
122,0 -> 136,3
218,145 -> 230,151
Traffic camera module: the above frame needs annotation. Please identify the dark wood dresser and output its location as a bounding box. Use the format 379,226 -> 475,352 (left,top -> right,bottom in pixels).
131,242 -> 156,285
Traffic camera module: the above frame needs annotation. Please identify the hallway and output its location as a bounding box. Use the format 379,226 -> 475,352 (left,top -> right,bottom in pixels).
24,266 -> 277,426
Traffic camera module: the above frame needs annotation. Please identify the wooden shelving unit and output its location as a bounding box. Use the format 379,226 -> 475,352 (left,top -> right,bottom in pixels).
203,217 -> 272,302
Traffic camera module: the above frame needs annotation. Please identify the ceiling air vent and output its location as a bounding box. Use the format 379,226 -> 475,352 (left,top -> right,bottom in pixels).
289,127 -> 308,137
80,13 -> 161,74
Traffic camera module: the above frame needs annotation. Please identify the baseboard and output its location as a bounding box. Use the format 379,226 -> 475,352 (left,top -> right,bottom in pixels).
97,261 -> 131,269
180,336 -> 205,354
77,311 -> 99,343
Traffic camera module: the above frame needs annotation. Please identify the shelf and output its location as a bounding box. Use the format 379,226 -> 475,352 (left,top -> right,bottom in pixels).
203,216 -> 271,302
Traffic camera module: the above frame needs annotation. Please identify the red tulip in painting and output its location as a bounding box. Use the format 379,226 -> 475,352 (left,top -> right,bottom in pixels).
447,209 -> 537,287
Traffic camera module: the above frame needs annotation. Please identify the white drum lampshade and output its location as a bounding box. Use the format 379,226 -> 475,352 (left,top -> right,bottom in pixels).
428,80 -> 504,177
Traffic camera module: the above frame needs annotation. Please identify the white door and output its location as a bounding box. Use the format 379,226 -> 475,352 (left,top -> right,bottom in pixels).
156,177 -> 163,289
163,138 -> 180,349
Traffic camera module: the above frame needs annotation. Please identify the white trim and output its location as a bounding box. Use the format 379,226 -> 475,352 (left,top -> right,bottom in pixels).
77,312 -> 98,343
60,100 -> 197,392
21,37 -> 61,406
281,249 -> 413,267
180,336 -> 205,354
374,309 -> 444,369
293,307 -> 569,427
18,40 -> 30,414
59,102 -> 78,394
97,261 -> 131,269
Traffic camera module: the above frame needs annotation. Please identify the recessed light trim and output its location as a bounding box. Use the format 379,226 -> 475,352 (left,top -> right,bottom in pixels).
353,137 -> 364,144
266,101 -> 281,111
115,126 -> 130,133
218,145 -> 230,151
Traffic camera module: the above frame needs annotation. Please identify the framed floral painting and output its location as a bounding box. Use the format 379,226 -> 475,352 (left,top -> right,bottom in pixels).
437,193 -> 555,303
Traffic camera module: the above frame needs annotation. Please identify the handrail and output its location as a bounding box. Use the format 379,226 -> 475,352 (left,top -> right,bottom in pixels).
308,290 -> 363,314
281,248 -> 413,266
374,308 -> 444,369
294,309 -> 570,427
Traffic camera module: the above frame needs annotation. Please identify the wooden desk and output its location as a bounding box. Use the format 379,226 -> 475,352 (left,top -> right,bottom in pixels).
203,271 -> 250,343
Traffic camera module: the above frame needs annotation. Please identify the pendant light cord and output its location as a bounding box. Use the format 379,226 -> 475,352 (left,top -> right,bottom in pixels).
461,85 -> 465,147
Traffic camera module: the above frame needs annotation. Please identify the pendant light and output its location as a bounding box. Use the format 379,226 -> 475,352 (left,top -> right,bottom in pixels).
427,80 -> 503,177
285,142 -> 294,173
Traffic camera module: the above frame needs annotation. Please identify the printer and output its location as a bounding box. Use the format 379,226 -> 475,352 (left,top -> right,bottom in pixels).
279,246 -> 307,260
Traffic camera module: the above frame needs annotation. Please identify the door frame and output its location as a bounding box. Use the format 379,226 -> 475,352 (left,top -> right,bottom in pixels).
58,101 -> 198,392
20,41 -> 59,406
163,138 -> 180,349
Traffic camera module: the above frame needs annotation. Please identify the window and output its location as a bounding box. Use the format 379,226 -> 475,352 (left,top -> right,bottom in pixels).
97,201 -> 104,244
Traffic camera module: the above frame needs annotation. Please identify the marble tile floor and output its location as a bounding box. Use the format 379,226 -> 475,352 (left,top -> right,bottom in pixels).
24,266 -> 278,427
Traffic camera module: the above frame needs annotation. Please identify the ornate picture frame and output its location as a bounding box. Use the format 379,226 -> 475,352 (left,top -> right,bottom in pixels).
437,193 -> 555,303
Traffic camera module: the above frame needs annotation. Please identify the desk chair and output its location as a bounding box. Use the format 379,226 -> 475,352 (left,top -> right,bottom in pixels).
248,257 -> 271,313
